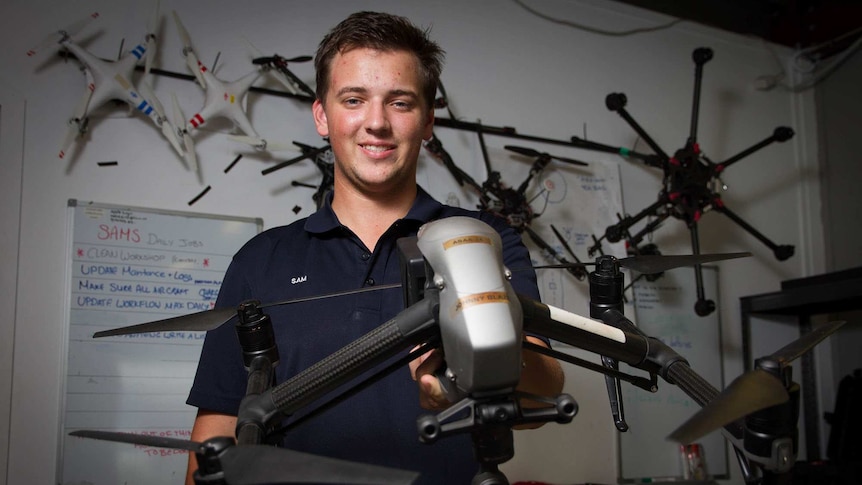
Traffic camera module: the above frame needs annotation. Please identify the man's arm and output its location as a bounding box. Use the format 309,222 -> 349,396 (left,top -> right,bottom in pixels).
515,336 -> 565,428
184,409 -> 237,485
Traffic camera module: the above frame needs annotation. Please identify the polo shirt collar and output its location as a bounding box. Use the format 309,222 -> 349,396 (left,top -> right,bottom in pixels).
304,185 -> 444,235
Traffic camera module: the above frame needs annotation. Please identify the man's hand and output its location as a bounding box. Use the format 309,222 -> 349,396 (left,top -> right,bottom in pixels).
408,347 -> 451,411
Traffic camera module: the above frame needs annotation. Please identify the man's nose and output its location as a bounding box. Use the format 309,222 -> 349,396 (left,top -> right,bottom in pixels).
365,103 -> 391,133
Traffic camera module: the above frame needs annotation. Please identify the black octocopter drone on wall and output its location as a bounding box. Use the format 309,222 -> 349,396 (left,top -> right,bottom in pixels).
72,217 -> 842,485
581,47 -> 796,317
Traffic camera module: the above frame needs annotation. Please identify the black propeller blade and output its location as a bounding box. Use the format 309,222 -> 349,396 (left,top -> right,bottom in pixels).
504,144 -> 589,167
93,284 -> 401,338
532,251 -> 752,274
667,368 -> 788,445
620,252 -> 751,274
251,54 -> 312,65
261,143 -> 331,175
70,430 -> 418,485
71,429 -> 200,452
667,319 -> 846,444
223,444 -> 417,485
93,307 -> 236,337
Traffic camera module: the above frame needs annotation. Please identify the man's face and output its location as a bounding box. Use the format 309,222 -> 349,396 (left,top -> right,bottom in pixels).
312,47 -> 434,196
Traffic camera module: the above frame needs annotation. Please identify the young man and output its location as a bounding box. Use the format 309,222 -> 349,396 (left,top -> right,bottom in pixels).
185,11 -> 564,484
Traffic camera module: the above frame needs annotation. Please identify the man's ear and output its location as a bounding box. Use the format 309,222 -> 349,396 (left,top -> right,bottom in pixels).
422,107 -> 434,141
312,99 -> 329,137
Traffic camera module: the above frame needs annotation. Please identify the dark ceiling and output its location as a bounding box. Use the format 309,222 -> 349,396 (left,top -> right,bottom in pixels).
612,0 -> 862,51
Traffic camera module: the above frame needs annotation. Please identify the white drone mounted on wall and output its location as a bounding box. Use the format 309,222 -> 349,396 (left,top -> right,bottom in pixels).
25,3 -> 190,167
170,10 -> 296,181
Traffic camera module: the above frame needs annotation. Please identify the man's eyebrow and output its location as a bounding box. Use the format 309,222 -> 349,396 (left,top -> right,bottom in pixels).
334,87 -> 420,98
335,86 -> 367,97
389,89 -> 419,99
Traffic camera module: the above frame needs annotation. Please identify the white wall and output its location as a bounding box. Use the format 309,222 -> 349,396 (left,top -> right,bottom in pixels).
0,1 -> 824,484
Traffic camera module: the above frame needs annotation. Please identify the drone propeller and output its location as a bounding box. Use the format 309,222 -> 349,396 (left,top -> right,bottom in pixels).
59,115 -> 86,160
58,81 -> 97,160
172,10 -> 206,88
243,37 -> 314,97
171,92 -> 199,178
143,0 -> 160,76
261,142 -> 332,175
26,11 -> 100,57
137,81 -> 184,156
71,429 -> 200,451
667,319 -> 846,444
504,145 -> 589,167
228,134 -> 297,152
533,251 -> 751,275
69,430 -> 418,485
93,283 -> 400,338
251,54 -> 313,65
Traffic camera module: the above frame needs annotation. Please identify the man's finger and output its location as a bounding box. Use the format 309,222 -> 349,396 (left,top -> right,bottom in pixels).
412,348 -> 444,380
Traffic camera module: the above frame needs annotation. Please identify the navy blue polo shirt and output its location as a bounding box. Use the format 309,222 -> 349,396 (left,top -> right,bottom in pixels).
187,186 -> 541,484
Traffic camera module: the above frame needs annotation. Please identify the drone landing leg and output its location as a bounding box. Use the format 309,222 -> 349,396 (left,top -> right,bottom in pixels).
733,446 -> 759,484
688,223 -> 715,316
590,255 -> 630,430
713,204 -> 795,261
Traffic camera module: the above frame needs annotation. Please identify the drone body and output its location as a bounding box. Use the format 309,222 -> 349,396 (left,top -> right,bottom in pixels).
590,47 -> 796,316
26,7 -> 184,163
172,10 -> 270,174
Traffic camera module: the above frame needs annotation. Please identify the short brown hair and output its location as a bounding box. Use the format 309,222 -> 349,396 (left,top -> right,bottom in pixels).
314,11 -> 445,110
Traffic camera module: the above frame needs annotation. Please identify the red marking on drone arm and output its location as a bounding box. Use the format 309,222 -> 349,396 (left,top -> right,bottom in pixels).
190,113 -> 205,128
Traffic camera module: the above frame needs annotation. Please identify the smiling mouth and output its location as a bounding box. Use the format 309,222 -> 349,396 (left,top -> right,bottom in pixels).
361,144 -> 395,153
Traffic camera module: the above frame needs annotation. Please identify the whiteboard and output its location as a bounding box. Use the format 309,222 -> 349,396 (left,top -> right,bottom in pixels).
619,266 -> 730,482
60,200 -> 261,485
